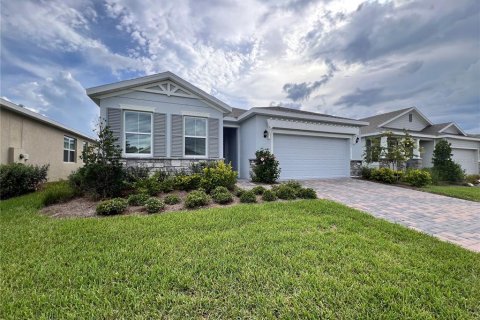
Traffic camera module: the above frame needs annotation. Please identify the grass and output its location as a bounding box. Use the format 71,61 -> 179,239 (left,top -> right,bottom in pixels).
1,188 -> 479,319
422,185 -> 480,202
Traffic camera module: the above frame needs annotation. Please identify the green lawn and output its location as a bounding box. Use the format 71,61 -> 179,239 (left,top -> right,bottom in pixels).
422,185 -> 480,202
1,190 -> 479,319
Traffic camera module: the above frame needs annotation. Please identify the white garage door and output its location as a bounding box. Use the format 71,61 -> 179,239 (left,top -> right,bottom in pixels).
274,134 -> 350,179
452,148 -> 479,174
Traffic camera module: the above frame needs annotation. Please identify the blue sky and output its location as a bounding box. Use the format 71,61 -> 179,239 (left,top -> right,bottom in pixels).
1,0 -> 479,135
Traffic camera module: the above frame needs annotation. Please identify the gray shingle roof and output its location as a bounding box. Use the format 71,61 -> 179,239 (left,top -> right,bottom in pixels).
420,123 -> 452,135
252,106 -> 358,121
225,107 -> 248,118
358,108 -> 412,134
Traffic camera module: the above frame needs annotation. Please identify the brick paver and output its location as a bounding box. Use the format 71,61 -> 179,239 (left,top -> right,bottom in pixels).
238,178 -> 480,252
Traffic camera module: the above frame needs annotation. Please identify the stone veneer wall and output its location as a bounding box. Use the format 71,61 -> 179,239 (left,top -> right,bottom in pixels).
121,158 -> 219,174
350,160 -> 362,177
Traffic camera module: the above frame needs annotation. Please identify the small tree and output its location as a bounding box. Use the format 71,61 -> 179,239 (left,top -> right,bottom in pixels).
364,131 -> 415,170
251,149 -> 281,184
432,140 -> 464,182
70,121 -> 125,199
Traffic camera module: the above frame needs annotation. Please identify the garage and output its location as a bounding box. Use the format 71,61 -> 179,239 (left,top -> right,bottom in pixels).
274,133 -> 350,179
452,148 -> 479,174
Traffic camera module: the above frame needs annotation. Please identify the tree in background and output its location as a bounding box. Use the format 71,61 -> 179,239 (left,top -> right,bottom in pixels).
364,131 -> 415,170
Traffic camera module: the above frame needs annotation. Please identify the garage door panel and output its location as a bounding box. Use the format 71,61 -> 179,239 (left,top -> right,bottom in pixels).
452,148 -> 478,174
274,134 -> 350,179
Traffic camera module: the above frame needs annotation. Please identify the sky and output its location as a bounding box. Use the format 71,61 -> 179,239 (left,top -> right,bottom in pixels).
1,0 -> 479,136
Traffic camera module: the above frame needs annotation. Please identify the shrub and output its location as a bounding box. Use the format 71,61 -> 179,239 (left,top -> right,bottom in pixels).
144,197 -> 165,213
212,190 -> 233,204
262,189 -> 277,202
251,186 -> 266,195
251,149 -> 281,184
283,180 -> 302,192
173,174 -> 202,191
240,190 -> 257,203
127,193 -> 149,206
133,177 -> 161,196
211,186 -> 230,198
200,161 -> 237,193
403,169 -> 432,187
297,188 -> 317,199
234,187 -> 245,197
432,140 -> 465,183
164,194 -> 181,205
465,174 -> 480,185
274,185 -> 297,200
152,170 -> 170,183
160,178 -> 175,193
360,166 -> 373,180
96,198 -> 128,216
0,163 -> 49,199
41,181 -> 76,206
369,168 -> 402,184
124,166 -> 150,186
185,190 -> 210,209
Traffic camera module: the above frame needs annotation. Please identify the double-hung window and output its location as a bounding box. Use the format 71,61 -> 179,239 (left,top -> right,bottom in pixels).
124,111 -> 152,156
64,136 -> 76,162
184,116 -> 207,157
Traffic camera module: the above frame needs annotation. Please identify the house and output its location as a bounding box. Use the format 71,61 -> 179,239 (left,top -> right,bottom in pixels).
86,71 -> 368,180
0,98 -> 95,181
353,107 -> 480,174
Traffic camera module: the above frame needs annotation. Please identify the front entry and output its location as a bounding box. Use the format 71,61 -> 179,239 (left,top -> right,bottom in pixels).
223,127 -> 238,172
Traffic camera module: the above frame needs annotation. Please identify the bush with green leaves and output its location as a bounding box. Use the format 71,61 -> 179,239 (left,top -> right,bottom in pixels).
144,197 -> 165,213
133,177 -> 161,196
297,188 -> 317,199
234,187 -> 245,197
96,198 -> 128,216
251,186 -> 266,195
124,166 -> 150,187
211,186 -> 230,197
71,122 -> 126,199
212,190 -> 233,204
360,166 -> 373,180
403,169 -> 432,187
261,189 -> 277,202
432,140 -> 465,183
185,190 -> 210,209
127,193 -> 150,206
274,185 -> 297,200
369,168 -> 403,184
164,194 -> 181,205
173,174 -> 202,191
240,190 -> 257,203
200,161 -> 237,193
0,163 -> 49,199
465,174 -> 480,185
159,178 -> 175,193
41,181 -> 76,206
251,149 -> 281,184
283,180 -> 302,193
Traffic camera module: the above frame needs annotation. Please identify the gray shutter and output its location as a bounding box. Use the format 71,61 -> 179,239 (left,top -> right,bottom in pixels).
153,113 -> 166,157
171,114 -> 183,157
107,108 -> 122,149
208,118 -> 219,158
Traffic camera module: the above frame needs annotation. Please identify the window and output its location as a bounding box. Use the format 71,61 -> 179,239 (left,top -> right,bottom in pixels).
124,111 -> 152,155
184,116 -> 207,156
64,136 -> 76,162
409,113 -> 413,122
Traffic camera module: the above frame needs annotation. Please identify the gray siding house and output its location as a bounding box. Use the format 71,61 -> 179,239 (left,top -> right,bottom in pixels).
86,72 -> 479,179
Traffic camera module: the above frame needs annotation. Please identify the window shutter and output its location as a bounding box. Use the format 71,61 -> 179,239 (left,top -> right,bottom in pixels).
208,118 -> 219,158
171,114 -> 183,157
107,108 -> 122,149
153,113 -> 166,157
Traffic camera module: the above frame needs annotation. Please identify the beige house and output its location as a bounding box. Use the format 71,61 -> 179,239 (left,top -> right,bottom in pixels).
0,98 -> 95,181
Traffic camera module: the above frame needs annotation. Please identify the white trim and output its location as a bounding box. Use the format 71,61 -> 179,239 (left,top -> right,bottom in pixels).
86,71 -> 232,113
183,116 -> 208,158
438,122 -> 467,136
237,108 -> 368,126
223,123 -> 240,128
361,131 -> 480,141
63,135 -> 77,163
123,110 -> 153,158
272,129 -> 352,139
377,107 -> 434,128
0,98 -> 95,141
119,104 -> 155,112
223,116 -> 237,121
450,146 -> 479,150
267,118 -> 359,135
182,110 -> 210,117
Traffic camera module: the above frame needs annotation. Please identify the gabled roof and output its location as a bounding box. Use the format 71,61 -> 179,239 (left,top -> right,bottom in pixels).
359,107 -> 412,134
420,123 -> 453,135
0,98 -> 95,141
437,122 -> 466,136
86,71 -> 232,114
228,106 -> 368,126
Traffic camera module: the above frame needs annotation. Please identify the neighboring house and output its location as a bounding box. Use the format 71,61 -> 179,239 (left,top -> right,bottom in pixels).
86,71 -> 368,180
354,107 -> 480,174
0,98 -> 95,181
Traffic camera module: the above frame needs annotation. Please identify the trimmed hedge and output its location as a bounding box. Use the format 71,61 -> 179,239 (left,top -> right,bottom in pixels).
185,190 -> 210,209
403,169 -> 432,187
144,198 -> 165,213
297,188 -> 317,199
261,190 -> 277,202
164,194 -> 181,205
96,198 -> 128,216
127,193 -> 150,206
240,190 -> 257,203
0,163 -> 49,199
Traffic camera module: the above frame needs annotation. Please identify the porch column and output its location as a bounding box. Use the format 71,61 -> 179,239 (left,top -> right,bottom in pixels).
380,136 -> 388,159
412,138 -> 421,159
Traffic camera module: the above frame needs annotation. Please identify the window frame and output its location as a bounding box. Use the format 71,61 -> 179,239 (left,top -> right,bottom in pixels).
63,136 -> 77,163
123,110 -> 153,158
409,113 -> 413,122
183,116 -> 208,158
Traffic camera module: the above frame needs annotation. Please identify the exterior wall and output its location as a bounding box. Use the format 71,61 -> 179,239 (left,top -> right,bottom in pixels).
442,126 -> 460,135
0,108 -> 91,181
99,90 -> 224,161
352,137 -> 365,160
420,140 -> 435,168
385,111 -> 429,131
121,158 -> 218,174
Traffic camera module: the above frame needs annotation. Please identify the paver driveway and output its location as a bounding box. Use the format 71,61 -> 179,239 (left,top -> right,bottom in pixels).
299,178 -> 480,252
